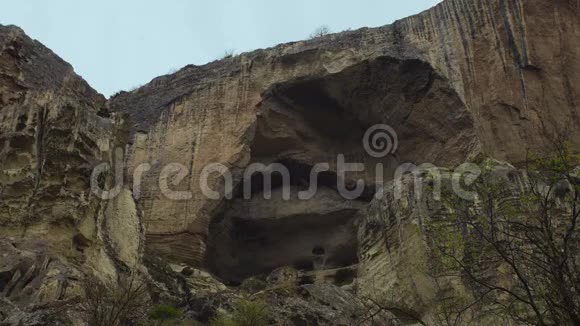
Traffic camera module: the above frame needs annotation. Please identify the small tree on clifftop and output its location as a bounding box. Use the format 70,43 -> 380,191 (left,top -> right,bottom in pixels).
309,25 -> 331,39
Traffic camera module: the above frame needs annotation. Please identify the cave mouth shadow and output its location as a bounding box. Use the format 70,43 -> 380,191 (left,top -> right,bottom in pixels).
205,55 -> 473,285
206,158 -> 366,285
230,158 -> 377,202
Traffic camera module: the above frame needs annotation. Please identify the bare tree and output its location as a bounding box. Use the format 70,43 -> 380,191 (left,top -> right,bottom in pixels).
309,25 -> 331,39
78,272 -> 150,326
354,133 -> 579,325
222,49 -> 235,59
427,138 -> 580,325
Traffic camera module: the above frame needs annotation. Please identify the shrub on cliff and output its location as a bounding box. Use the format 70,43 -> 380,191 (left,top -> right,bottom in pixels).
309,25 -> 330,39
428,138 -> 580,325
148,304 -> 183,324
78,273 -> 150,326
356,134 -> 580,325
210,298 -> 270,326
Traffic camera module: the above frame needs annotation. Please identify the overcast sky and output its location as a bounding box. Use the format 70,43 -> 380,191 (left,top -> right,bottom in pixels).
1,1 -> 441,97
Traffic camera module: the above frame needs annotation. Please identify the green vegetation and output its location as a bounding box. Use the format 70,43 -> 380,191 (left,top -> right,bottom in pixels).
358,135 -> 580,325
148,304 -> 183,324
210,298 -> 270,326
427,139 -> 580,325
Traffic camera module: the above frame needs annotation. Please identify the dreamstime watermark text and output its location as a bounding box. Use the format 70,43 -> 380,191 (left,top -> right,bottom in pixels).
91,125 -> 482,202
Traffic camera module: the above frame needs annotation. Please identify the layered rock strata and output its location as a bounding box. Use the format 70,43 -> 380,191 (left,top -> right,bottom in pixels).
0,0 -> 579,323
108,0 -> 579,279
0,25 -> 143,323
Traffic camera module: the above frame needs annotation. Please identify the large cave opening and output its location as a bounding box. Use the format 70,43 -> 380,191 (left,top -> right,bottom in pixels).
208,159 -> 371,284
206,56 -> 475,285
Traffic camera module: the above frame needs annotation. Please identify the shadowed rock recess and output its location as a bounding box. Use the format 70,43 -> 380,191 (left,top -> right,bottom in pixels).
1,0 -> 579,324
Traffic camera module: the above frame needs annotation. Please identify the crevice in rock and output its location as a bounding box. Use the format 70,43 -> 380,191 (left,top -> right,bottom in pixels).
0,271 -> 13,293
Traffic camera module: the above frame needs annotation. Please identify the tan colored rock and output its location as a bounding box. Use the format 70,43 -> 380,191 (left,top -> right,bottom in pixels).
107,0 -> 579,273
1,0 -> 579,323
356,160 -> 579,324
104,189 -> 142,268
0,25 -> 145,321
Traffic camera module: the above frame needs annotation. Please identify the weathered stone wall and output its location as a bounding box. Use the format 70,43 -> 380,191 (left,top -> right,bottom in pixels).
108,0 -> 580,269
0,25 -> 144,321
357,160 -> 578,323
1,0 -> 578,322
397,0 -> 580,162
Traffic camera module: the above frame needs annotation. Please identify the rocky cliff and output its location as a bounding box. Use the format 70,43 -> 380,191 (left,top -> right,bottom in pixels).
109,0 -> 579,277
0,0 -> 579,324
0,25 -> 143,324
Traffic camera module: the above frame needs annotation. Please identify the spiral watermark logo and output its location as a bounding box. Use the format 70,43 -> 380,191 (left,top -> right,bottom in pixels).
363,124 -> 398,158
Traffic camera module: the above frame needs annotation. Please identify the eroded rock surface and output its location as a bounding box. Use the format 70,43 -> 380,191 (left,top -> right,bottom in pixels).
209,186 -> 363,283
0,25 -> 143,323
107,0 -> 579,282
0,0 -> 579,324
358,160 -> 580,323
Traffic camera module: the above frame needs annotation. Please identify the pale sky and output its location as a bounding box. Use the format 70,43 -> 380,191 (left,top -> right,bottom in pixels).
1,1 -> 441,97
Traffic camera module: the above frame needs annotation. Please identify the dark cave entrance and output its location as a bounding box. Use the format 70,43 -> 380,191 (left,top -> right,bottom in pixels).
205,56 -> 475,284
207,159 -> 370,284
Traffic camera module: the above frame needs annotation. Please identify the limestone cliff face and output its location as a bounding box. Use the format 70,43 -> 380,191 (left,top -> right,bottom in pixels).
0,25 -> 143,322
0,0 -> 579,323
356,162 -> 512,323
396,0 -> 580,161
357,160 -> 580,324
0,25 -> 110,227
107,0 -> 580,273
